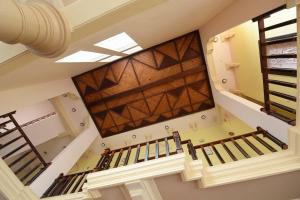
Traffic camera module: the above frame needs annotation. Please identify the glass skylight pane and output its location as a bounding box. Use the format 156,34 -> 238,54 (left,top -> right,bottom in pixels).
100,55 -> 122,63
56,51 -> 109,63
123,46 -> 143,54
94,32 -> 137,52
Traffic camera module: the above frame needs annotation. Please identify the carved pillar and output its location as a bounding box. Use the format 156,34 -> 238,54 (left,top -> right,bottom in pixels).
0,0 -> 70,57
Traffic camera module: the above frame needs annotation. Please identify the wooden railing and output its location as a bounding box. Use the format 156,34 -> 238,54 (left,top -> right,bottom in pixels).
0,112 -> 49,185
253,5 -> 297,125
189,127 -> 287,166
42,132 -> 183,197
42,128 -> 287,197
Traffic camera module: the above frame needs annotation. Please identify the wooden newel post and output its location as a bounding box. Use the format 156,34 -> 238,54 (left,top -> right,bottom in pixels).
173,131 -> 183,153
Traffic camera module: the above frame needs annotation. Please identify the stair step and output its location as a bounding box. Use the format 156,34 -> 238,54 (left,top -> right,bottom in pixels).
0,135 -> 23,149
2,143 -> 28,159
0,128 -> 18,138
9,150 -> 33,168
264,32 -> 297,45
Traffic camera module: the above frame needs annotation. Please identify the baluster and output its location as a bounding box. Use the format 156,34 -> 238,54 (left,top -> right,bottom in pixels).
173,131 -> 183,153
187,140 -> 198,160
105,151 -> 115,169
165,138 -> 170,156
71,173 -> 85,193
155,140 -> 159,159
114,149 -> 123,168
231,138 -> 250,158
211,144 -> 225,164
134,144 -> 141,163
220,141 -> 237,161
241,136 -> 263,155
124,147 -> 132,166
62,174 -> 79,195
8,113 -> 47,167
43,173 -> 64,197
144,142 -> 149,161
201,146 -> 213,166
258,127 -> 288,149
252,133 -> 277,152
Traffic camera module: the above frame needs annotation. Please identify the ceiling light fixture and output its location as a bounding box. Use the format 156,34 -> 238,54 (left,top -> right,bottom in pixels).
100,55 -> 122,63
94,32 -> 137,52
123,46 -> 143,54
56,51 -> 109,63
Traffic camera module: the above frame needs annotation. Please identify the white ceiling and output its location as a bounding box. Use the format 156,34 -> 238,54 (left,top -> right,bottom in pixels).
0,0 -> 234,91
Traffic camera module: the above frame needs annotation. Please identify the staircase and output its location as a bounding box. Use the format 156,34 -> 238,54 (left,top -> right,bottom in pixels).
42,127 -> 287,198
254,5 -> 297,125
0,112 -> 49,185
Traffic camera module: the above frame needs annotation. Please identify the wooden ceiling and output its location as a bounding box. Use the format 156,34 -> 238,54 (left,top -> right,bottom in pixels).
73,31 -> 214,137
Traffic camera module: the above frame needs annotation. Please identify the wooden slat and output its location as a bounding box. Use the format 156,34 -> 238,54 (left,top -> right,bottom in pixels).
0,120 -> 12,127
2,143 -> 28,159
241,136 -> 264,155
42,175 -> 62,198
144,142 -> 149,161
124,147 -> 132,166
0,128 -> 18,138
9,150 -> 33,167
270,101 -> 296,114
211,145 -> 225,164
173,131 -> 183,153
269,90 -> 296,101
231,139 -> 250,158
264,54 -> 297,58
268,79 -> 297,88
114,149 -> 123,168
261,19 -> 297,32
20,163 -> 42,182
220,141 -> 237,161
0,135 -> 23,149
134,145 -> 141,163
15,157 -> 37,174
252,133 -> 277,152
9,115 -> 47,167
165,138 -> 170,156
268,68 -> 297,77
155,140 -> 159,159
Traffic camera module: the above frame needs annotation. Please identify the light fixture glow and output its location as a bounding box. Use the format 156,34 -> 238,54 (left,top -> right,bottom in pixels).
123,46 -> 143,55
100,55 -> 122,63
94,32 -> 137,52
56,51 -> 109,63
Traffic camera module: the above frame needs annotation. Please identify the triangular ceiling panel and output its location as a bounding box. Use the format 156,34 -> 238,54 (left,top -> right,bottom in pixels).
133,51 -> 156,68
72,31 -> 214,137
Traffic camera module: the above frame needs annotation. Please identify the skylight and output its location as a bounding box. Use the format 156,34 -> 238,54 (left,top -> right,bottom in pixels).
94,32 -> 137,52
100,55 -> 122,63
123,46 -> 143,55
56,51 -> 109,63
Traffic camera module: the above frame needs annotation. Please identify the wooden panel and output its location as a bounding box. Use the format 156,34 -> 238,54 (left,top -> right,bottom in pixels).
73,31 -> 214,137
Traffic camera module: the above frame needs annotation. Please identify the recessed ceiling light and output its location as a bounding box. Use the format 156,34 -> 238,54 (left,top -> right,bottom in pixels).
94,32 -> 137,52
56,51 -> 109,63
100,55 -> 122,63
123,46 -> 143,54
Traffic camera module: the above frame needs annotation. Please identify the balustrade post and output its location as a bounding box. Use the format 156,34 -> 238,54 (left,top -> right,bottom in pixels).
173,131 -> 183,153
95,148 -> 111,171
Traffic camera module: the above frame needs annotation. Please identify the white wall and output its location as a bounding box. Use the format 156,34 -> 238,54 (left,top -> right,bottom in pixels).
91,108 -> 218,153
0,78 -> 76,115
29,118 -> 98,197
